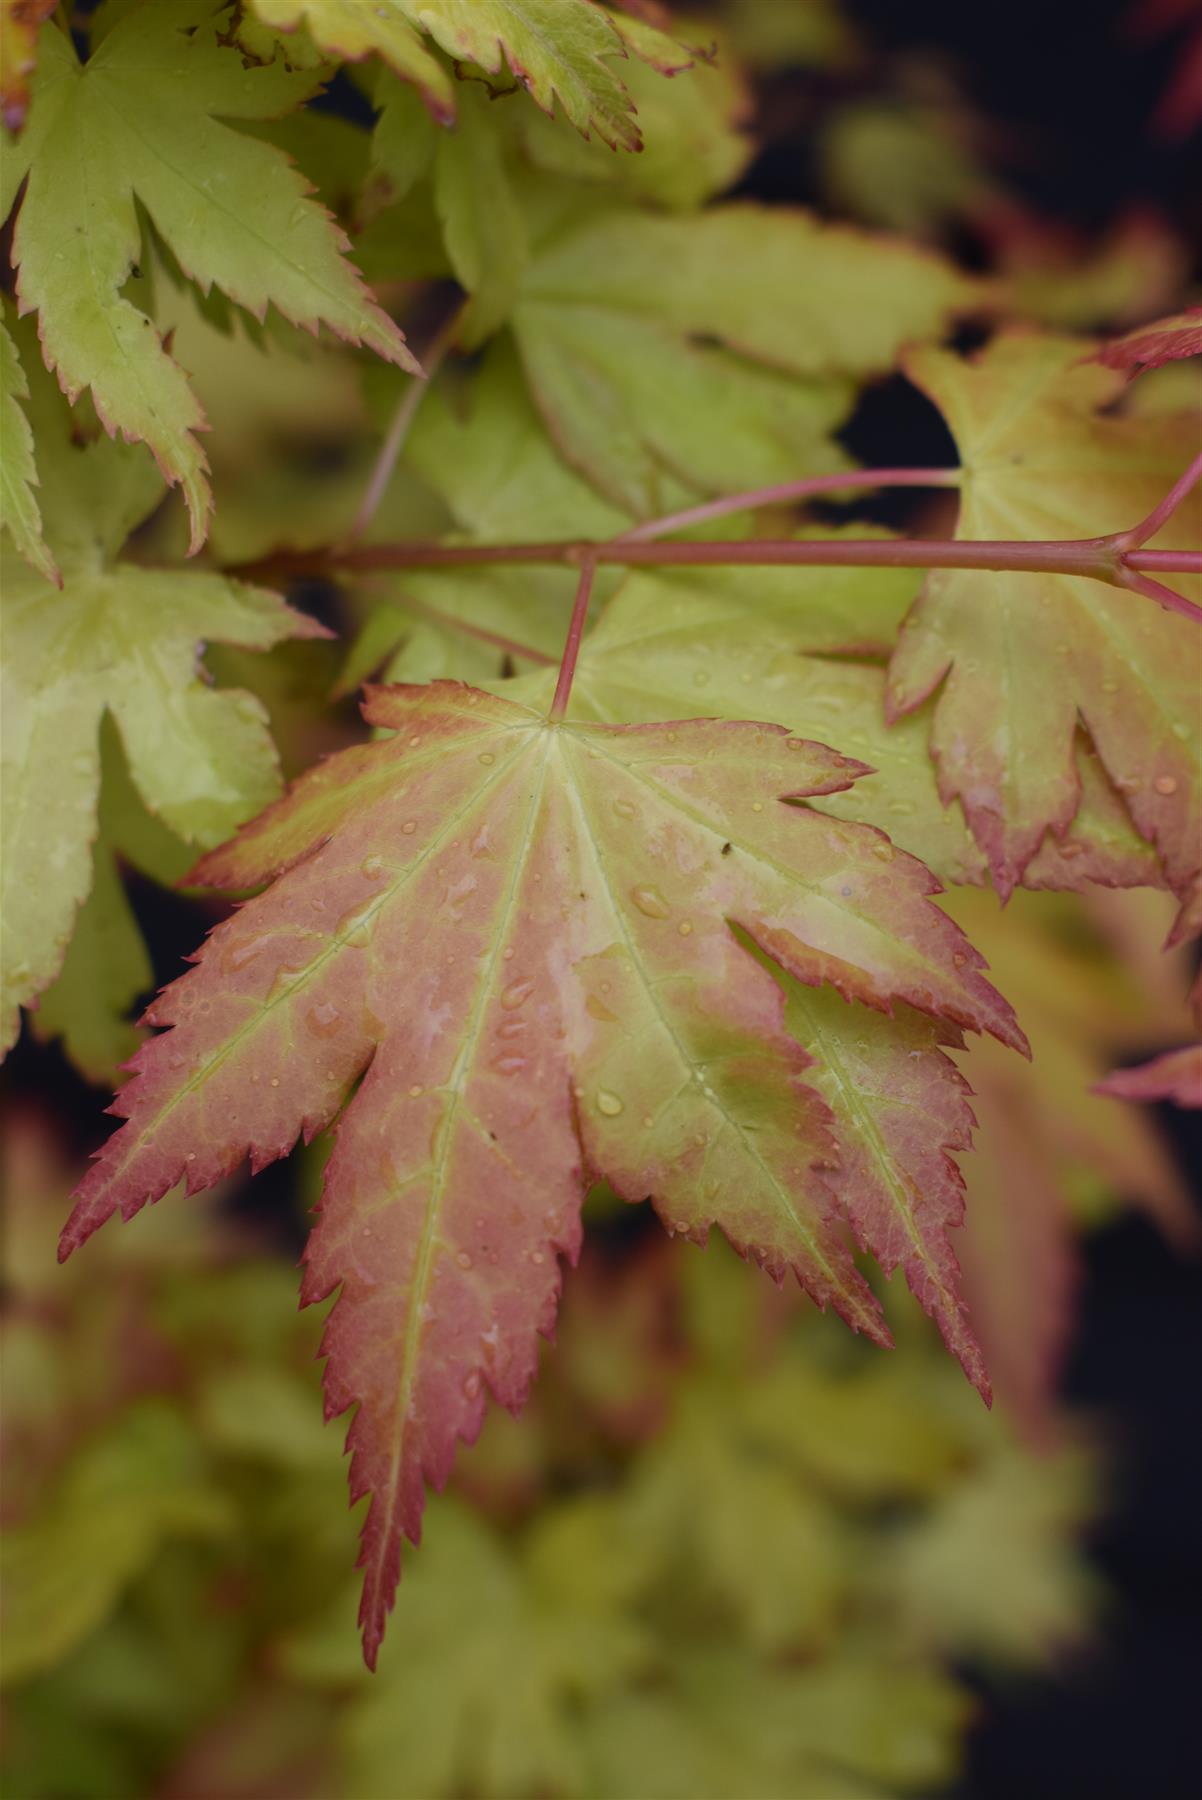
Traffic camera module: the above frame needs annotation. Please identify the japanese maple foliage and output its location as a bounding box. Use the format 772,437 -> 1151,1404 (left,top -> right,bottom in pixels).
3,0 -> 1199,1685
61,683 -> 1024,1662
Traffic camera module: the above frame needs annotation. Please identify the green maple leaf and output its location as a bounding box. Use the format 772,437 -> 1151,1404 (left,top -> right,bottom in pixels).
2,1 -> 416,550
889,1440 -> 1099,1667
0,1402 -> 229,1685
888,332 -> 1202,915
61,680 -> 1023,1664
251,0 -> 690,145
0,302 -> 55,583
583,1653 -> 968,1800
511,201 -> 978,513
0,359 -> 325,1055
499,568 -> 1168,895
287,1498 -> 644,1795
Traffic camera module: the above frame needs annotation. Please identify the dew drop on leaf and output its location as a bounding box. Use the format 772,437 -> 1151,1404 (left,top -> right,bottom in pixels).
612,798 -> 636,819
500,978 -> 534,1009
361,854 -> 385,879
631,885 -> 671,919
596,1090 -> 624,1116
337,905 -> 374,948
1155,775 -> 1178,795
306,1001 -> 341,1037
478,752 -> 495,766
221,938 -> 264,974
401,820 -> 417,835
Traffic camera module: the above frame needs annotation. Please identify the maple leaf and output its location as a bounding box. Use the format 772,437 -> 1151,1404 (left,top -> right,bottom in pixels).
887,332 -> 1202,908
511,201 -> 977,512
1096,1045 -> 1202,1106
1,1 -> 416,551
61,682 -> 1022,1664
1096,970 -> 1202,1107
944,887 -> 1196,1440
0,1401 -> 230,1684
249,0 -> 689,144
0,301 -> 55,583
0,353 -> 325,1056
1095,305 -> 1202,375
500,567 -> 1169,895
285,1498 -> 645,1797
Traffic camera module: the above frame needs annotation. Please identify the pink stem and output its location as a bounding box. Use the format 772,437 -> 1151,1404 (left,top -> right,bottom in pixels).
549,559 -> 597,721
1114,566 -> 1202,624
295,535 -> 1125,578
398,593 -> 557,666
1125,549 -> 1202,573
346,307 -> 462,543
616,467 -> 962,543
1117,449 -> 1202,551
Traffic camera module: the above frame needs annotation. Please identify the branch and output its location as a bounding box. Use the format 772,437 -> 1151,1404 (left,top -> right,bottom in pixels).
615,467 -> 962,543
549,558 -> 597,720
235,459 -> 1202,625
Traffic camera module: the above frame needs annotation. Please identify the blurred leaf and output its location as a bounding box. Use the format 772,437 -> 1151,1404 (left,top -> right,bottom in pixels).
0,1403 -> 231,1684
889,1441 -> 1100,1666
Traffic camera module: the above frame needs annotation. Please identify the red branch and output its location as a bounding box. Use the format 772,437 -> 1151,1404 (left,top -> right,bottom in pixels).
238,461 -> 1202,628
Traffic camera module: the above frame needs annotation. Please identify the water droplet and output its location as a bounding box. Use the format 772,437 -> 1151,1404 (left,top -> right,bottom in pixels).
888,800 -> 916,816
478,751 -> 495,766
463,1372 -> 481,1398
409,1084 -> 423,1097
631,886 -> 671,919
502,946 -> 515,961
751,801 -> 764,813
953,952 -> 967,968
401,819 -> 417,835
270,1077 -> 280,1088
678,920 -> 693,936
613,798 -> 636,819
456,1250 -> 473,1270
871,841 -> 894,862
1101,679 -> 1119,695
337,904 -> 374,948
596,1090 -> 624,1116
498,1018 -> 526,1040
362,854 -> 385,879
306,1000 -> 341,1037
491,1054 -> 526,1075
529,1249 -> 545,1265
1154,775 -> 1178,796
642,1115 -> 654,1128
409,735 -> 421,747
786,738 -> 806,751
501,977 -> 534,1009
221,938 -> 264,974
